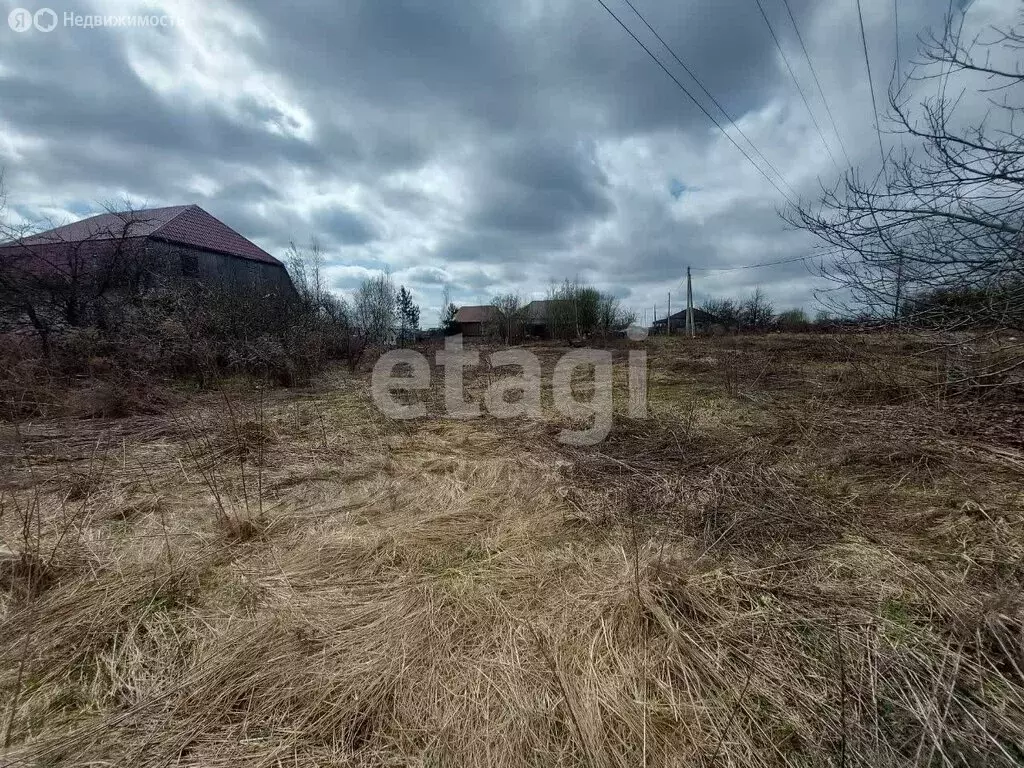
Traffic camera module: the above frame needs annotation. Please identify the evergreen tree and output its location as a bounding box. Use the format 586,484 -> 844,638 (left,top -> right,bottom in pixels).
442,302 -> 458,335
397,285 -> 420,344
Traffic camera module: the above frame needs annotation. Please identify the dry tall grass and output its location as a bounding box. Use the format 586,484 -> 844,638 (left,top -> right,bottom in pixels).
1,334 -> 1022,766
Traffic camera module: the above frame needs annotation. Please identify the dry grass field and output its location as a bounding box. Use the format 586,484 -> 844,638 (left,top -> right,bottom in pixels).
1,333 -> 1022,766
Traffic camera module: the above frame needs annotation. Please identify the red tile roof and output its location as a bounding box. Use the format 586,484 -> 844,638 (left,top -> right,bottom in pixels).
15,205 -> 190,245
454,305 -> 497,324
9,204 -> 282,266
151,205 -> 281,266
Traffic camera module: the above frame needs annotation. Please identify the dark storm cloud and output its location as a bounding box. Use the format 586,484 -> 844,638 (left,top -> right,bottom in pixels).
238,0 -> 809,138
0,0 -> 994,321
313,205 -> 378,246
470,139 -> 613,235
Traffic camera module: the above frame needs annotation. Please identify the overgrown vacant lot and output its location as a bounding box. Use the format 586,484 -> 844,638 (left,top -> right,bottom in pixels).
1,334 -> 1022,766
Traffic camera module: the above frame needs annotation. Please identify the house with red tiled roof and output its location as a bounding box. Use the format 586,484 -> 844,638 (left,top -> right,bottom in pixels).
0,204 -> 293,292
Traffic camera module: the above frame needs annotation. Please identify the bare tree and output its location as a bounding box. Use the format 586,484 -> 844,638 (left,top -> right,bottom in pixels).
788,11 -> 1024,332
740,287 -> 775,331
355,273 -> 397,346
286,237 -> 327,309
490,293 -> 526,344
286,238 -> 350,326
0,197 -> 158,354
596,293 -> 636,334
775,307 -> 810,332
545,279 -> 605,340
700,297 -> 740,328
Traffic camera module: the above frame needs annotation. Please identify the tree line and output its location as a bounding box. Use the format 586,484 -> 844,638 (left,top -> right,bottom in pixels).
285,239 -> 421,351
438,279 -> 638,344
698,288 -> 822,332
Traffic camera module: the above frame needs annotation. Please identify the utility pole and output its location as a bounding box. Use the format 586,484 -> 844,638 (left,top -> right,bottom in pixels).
667,292 -> 672,335
686,266 -> 695,337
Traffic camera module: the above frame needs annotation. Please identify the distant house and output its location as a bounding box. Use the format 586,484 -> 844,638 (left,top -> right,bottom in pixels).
452,305 -> 497,336
522,300 -> 558,337
652,308 -> 720,334
0,204 -> 293,293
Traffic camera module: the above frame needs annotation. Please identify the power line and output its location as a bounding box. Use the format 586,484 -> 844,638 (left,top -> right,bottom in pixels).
856,0 -> 888,172
674,253 -> 818,292
672,248 -> 850,298
893,0 -> 901,84
595,0 -> 799,207
675,250 -> 843,286
620,0 -> 798,201
752,0 -> 840,171
778,0 -> 853,168
692,253 -> 816,273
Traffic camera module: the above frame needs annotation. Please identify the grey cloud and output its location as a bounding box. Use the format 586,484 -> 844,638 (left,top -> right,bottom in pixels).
330,272 -> 365,292
404,266 -> 451,285
212,180 -> 282,204
0,0 -> 984,317
470,139 -> 613,235
451,266 -> 499,293
312,206 -> 378,246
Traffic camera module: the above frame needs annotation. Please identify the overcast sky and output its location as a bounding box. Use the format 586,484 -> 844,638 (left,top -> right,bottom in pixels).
0,0 -> 1011,323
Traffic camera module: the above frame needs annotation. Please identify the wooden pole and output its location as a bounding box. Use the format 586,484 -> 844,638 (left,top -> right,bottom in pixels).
686,266 -> 695,337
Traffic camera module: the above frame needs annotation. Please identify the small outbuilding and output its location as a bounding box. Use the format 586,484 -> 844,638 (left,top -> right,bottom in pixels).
452,305 -> 497,336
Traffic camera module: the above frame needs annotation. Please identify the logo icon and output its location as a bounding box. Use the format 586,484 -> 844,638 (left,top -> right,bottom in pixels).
626,323 -> 649,341
7,7 -> 57,32
8,8 -> 32,32
34,8 -> 58,32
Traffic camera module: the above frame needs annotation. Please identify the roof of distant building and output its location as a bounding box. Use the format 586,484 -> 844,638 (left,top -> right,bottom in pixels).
6,204 -> 281,266
453,305 -> 497,323
653,308 -> 719,325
